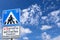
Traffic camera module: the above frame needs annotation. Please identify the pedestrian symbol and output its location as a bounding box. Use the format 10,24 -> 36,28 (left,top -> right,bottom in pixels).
2,9 -> 20,26
4,12 -> 18,25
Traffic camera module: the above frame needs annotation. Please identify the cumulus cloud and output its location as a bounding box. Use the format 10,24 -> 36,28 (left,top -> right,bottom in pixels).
0,19 -> 2,27
20,27 -> 32,36
41,16 -> 47,20
42,32 -> 51,40
20,4 -> 42,25
0,28 -> 2,34
0,27 -> 2,39
48,10 -> 60,23
0,21 -> 2,34
50,10 -> 60,16
42,32 -> 60,40
41,25 -> 52,30
23,37 -> 29,40
20,9 -> 29,24
57,22 -> 60,27
0,19 -> 2,38
40,10 -> 60,25
51,36 -> 60,40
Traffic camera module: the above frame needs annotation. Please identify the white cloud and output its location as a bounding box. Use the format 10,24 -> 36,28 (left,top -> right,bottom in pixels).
41,25 -> 52,30
0,28 -> 2,39
42,32 -> 60,40
47,10 -> 60,23
51,36 -> 60,40
0,28 -> 2,34
20,9 -> 29,24
20,27 -> 32,36
0,19 -> 2,27
57,22 -> 60,27
41,16 -> 47,20
21,4 -> 42,25
23,37 -> 29,40
30,18 -> 39,25
50,10 -> 60,16
42,32 -> 51,40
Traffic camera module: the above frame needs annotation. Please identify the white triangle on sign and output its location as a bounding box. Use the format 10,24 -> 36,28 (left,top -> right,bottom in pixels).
4,12 -> 18,25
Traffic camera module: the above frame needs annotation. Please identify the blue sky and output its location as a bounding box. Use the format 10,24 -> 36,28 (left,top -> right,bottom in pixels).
0,0 -> 60,16
0,0 -> 60,40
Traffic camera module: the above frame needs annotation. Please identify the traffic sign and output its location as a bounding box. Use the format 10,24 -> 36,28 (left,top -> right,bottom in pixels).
2,26 -> 20,38
2,9 -> 20,26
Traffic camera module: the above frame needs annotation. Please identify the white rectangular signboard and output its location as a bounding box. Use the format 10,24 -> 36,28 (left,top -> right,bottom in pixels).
2,26 -> 20,38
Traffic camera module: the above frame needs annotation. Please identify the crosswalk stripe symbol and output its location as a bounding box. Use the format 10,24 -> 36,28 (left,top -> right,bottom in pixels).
4,12 -> 18,25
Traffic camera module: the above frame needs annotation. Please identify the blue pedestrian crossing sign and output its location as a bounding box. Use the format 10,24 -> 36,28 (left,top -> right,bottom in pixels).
2,9 -> 20,26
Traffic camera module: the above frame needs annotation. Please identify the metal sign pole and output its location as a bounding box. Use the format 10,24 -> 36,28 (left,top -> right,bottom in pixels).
11,38 -> 13,40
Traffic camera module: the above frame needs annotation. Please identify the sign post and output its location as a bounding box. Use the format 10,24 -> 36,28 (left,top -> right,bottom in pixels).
11,38 -> 13,40
2,9 -> 21,40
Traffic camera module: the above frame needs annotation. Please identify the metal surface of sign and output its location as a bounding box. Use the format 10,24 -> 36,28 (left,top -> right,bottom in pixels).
2,26 -> 20,38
